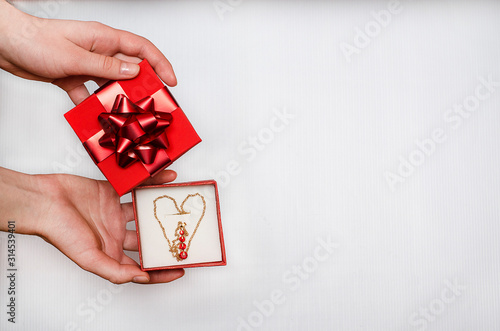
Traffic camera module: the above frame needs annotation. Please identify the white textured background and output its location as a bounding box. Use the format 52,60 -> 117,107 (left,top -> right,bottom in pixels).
1,1 -> 500,330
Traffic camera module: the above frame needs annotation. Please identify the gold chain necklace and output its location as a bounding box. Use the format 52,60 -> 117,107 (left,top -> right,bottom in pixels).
153,193 -> 206,261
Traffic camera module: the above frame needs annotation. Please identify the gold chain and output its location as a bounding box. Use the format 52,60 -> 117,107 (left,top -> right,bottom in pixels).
152,193 -> 206,261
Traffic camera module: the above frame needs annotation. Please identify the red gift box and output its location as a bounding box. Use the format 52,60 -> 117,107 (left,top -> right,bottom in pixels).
133,180 -> 226,270
65,60 -> 201,196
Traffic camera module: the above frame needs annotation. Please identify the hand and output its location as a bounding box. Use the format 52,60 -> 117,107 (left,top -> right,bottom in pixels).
0,167 -> 184,284
0,0 -> 177,105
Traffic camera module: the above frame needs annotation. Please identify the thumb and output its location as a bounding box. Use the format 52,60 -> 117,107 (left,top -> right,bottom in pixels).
80,51 -> 140,80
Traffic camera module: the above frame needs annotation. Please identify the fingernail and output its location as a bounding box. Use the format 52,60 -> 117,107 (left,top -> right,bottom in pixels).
133,276 -> 150,283
120,62 -> 140,76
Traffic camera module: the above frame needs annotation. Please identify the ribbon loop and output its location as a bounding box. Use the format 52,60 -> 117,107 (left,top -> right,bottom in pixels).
97,94 -> 172,168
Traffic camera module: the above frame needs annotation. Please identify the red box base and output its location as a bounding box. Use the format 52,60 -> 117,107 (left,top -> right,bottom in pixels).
132,180 -> 226,271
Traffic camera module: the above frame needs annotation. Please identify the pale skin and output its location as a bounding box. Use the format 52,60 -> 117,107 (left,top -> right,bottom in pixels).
0,1 -> 184,284
0,0 -> 177,105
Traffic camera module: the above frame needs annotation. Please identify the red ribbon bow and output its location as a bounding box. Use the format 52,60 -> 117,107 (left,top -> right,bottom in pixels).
97,94 -> 173,168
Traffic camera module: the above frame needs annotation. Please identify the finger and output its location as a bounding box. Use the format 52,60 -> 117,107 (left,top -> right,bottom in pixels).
123,230 -> 139,251
94,78 -> 109,87
140,170 -> 177,186
148,269 -> 185,284
112,30 -> 177,86
67,84 -> 91,105
77,49 -> 141,81
81,249 -> 149,284
67,21 -> 175,85
52,76 -> 92,105
113,53 -> 142,64
121,254 -> 140,266
121,203 -> 135,222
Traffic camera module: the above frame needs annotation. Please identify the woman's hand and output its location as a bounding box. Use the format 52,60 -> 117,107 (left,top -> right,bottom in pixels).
0,0 -> 176,105
0,167 -> 184,284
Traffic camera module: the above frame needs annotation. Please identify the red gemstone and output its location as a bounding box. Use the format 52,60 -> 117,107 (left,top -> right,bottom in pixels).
179,251 -> 187,259
179,230 -> 184,235
179,236 -> 185,242
179,243 -> 186,250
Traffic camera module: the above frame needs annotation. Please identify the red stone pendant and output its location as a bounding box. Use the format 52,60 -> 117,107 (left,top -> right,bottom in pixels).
172,221 -> 189,262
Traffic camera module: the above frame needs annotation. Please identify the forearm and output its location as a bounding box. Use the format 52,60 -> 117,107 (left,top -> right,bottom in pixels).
0,167 -> 44,235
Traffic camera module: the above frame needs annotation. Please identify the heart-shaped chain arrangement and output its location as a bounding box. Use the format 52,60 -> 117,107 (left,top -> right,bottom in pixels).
153,193 -> 206,261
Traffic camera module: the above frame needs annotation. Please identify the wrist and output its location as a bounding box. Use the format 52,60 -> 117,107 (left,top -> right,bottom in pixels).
0,1 -> 16,31
0,2 -> 37,60
0,168 -> 47,236
0,1 -> 17,57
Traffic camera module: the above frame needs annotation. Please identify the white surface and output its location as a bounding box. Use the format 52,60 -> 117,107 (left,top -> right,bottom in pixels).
1,0 -> 500,330
135,184 -> 223,268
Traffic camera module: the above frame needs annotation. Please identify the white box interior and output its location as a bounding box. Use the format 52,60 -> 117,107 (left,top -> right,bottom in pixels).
134,183 -> 223,269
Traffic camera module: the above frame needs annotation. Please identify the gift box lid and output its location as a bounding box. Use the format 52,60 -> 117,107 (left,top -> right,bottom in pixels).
64,60 -> 201,196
